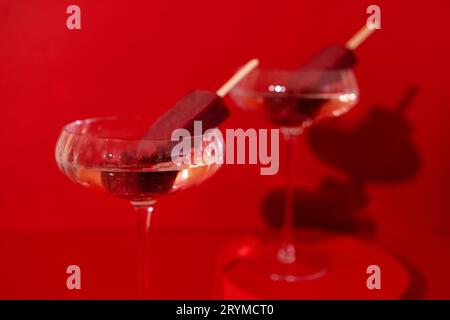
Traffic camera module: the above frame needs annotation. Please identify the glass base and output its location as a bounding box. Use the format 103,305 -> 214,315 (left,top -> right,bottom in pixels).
243,241 -> 328,282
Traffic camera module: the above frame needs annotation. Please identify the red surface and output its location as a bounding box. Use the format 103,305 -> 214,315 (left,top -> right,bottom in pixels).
1,0 -> 450,299
220,235 -> 409,299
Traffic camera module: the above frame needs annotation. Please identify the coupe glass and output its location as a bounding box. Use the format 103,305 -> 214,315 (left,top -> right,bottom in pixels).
230,68 -> 359,281
55,116 -> 222,296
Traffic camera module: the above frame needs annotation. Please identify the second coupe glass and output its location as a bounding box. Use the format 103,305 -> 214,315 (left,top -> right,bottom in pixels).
231,68 -> 359,281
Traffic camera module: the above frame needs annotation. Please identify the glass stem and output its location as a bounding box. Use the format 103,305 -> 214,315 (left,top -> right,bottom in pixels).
278,128 -> 301,264
132,200 -> 155,299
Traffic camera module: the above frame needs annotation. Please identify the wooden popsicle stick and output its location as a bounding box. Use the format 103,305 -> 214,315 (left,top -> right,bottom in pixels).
346,24 -> 376,50
216,58 -> 259,97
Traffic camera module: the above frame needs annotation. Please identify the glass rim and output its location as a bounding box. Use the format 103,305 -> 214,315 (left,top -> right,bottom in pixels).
231,67 -> 358,97
62,115 -> 216,143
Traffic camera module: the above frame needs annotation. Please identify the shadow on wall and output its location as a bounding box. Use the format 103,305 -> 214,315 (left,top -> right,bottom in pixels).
262,86 -> 425,298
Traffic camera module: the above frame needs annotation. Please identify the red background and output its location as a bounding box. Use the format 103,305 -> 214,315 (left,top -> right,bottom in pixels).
1,0 -> 450,299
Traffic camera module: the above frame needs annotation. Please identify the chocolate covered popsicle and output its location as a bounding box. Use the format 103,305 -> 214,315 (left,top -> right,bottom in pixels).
300,45 -> 357,71
145,59 -> 259,139
301,24 -> 376,71
102,59 -> 259,197
144,90 -> 229,140
277,25 -> 376,124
